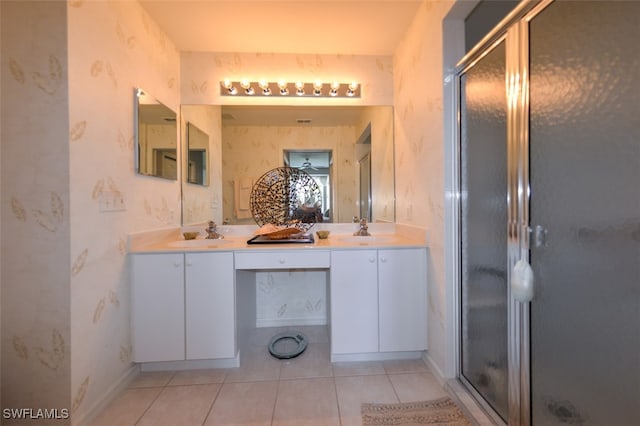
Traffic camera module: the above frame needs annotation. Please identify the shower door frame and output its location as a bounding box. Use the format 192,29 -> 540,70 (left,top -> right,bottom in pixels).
453,1 -> 553,425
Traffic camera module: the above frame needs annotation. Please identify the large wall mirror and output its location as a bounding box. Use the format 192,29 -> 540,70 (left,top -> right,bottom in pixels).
179,105 -> 395,225
134,88 -> 178,180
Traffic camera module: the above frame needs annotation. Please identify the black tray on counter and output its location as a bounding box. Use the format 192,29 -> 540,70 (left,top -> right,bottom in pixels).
247,234 -> 315,244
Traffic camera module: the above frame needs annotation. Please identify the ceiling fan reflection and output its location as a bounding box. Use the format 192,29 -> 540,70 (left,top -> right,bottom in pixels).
299,158 -> 318,171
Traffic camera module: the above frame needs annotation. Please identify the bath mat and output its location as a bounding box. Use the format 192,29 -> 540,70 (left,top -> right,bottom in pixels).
361,397 -> 472,426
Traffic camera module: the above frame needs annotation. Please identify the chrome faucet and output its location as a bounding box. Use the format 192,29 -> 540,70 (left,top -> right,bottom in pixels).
353,218 -> 371,236
205,221 -> 224,239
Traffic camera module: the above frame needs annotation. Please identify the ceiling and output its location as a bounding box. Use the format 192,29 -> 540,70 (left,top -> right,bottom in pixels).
138,0 -> 422,56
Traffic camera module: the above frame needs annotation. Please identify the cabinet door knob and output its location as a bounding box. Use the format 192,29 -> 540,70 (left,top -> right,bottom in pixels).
368,257 -> 376,263
173,262 -> 181,268
380,257 -> 387,263
279,258 -> 286,264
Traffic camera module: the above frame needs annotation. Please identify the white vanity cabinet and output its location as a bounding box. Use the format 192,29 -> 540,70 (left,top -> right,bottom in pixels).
185,252 -> 235,359
131,251 -> 235,363
378,248 -> 428,352
330,250 -> 379,354
131,253 -> 185,362
330,248 -> 428,357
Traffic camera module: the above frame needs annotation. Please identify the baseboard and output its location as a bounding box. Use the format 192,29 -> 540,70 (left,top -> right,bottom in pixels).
139,355 -> 240,372
72,364 -> 139,426
331,350 -> 425,363
423,351 -> 447,387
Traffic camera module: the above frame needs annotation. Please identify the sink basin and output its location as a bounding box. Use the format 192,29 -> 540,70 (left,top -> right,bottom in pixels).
168,238 -> 230,248
336,235 -> 394,245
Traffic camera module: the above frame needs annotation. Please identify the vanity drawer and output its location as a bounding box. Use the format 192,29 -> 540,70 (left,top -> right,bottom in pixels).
235,250 -> 330,270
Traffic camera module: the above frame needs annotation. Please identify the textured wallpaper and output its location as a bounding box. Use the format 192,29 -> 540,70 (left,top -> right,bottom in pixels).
181,51 -> 393,106
67,0 -> 180,423
393,0 -> 456,375
1,1 -> 72,419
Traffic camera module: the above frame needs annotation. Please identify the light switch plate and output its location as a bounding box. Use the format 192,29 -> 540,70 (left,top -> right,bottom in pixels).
99,191 -> 126,212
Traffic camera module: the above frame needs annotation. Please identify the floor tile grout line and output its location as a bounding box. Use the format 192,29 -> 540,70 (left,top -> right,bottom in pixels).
132,383 -> 170,426
332,375 -> 344,426
199,381 -> 223,426
271,375 -> 283,425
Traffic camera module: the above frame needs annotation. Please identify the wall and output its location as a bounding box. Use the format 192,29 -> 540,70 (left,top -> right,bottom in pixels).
67,0 -> 180,423
181,52 -> 393,106
393,0 -> 457,377
1,1 -> 72,423
358,106 -> 395,223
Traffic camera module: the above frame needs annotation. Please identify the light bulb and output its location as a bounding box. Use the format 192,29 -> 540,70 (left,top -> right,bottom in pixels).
278,80 -> 289,95
330,81 -> 340,96
313,81 -> 322,96
240,80 -> 254,95
347,81 -> 358,97
221,80 -> 237,95
295,82 -> 305,96
258,80 -> 271,95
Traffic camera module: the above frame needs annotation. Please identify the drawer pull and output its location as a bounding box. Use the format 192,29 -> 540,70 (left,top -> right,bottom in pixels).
279,258 -> 286,264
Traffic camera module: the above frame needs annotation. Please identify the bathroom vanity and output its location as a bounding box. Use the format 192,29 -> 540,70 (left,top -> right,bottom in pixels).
129,225 -> 428,370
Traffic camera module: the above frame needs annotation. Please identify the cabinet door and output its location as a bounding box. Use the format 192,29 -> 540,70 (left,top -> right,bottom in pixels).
378,248 -> 428,352
330,250 -> 379,354
131,253 -> 185,362
185,252 -> 235,359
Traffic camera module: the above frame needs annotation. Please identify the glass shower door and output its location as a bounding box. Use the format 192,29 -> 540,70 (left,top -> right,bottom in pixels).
459,40 -> 509,421
528,1 -> 640,424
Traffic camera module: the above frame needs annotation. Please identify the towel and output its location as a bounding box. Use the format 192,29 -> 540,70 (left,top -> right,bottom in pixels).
234,176 -> 254,219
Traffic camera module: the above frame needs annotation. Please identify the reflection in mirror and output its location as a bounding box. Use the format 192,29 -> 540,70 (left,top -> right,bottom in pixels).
179,105 -> 394,225
284,150 -> 333,222
180,105 -> 223,226
135,88 -> 177,180
185,122 -> 209,186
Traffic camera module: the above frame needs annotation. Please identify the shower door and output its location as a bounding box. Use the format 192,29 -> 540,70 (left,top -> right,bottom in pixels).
459,0 -> 640,424
528,1 -> 640,425
459,37 -> 509,422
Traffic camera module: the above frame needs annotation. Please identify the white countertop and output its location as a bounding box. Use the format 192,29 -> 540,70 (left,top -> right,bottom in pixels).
128,223 -> 428,254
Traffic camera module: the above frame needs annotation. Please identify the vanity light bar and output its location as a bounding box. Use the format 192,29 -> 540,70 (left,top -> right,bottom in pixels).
220,80 -> 360,98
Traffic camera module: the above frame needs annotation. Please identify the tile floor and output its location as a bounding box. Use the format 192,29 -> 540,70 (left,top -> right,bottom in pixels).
91,326 -> 495,426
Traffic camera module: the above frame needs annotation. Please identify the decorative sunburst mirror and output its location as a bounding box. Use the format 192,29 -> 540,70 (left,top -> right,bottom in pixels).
250,167 -> 322,231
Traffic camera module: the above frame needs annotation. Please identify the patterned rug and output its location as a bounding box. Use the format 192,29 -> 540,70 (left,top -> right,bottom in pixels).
361,397 -> 472,426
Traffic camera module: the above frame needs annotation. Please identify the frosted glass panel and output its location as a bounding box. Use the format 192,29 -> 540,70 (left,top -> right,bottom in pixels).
459,41 -> 508,421
529,2 -> 640,425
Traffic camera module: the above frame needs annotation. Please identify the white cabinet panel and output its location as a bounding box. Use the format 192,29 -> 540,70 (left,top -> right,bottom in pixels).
185,252 -> 235,359
330,250 -> 379,354
378,248 -> 428,352
131,253 -> 185,362
235,250 -> 330,270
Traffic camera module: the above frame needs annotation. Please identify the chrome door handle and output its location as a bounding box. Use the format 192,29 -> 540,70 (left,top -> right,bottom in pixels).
530,225 -> 548,248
